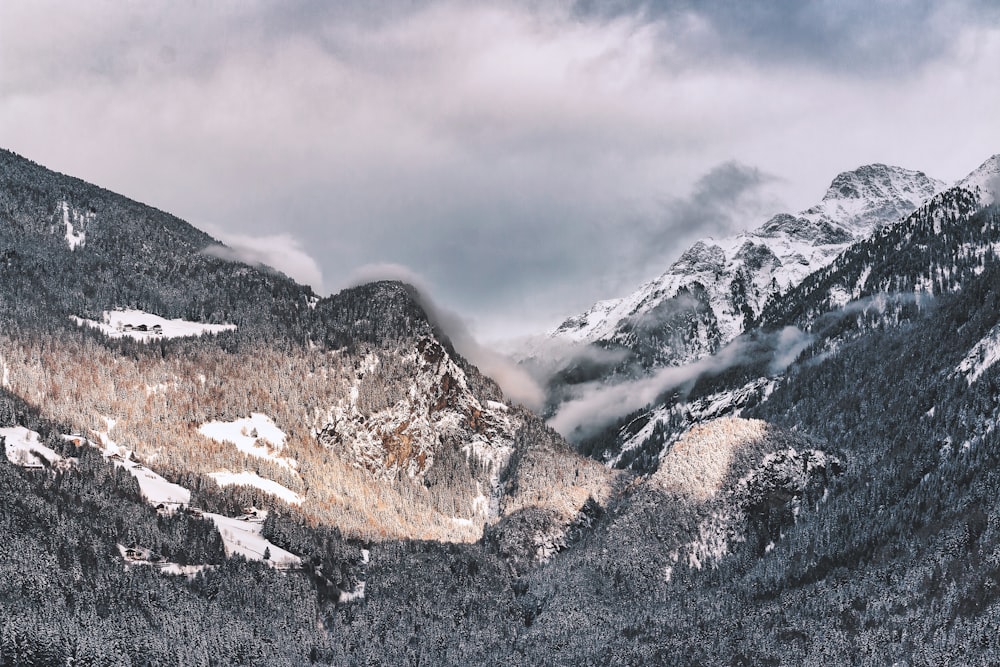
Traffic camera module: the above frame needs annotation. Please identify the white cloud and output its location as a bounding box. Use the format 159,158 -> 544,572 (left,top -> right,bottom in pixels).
2,2 -> 999,340
203,232 -> 324,292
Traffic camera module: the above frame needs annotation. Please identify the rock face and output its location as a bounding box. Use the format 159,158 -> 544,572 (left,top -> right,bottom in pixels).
546,165 -> 945,380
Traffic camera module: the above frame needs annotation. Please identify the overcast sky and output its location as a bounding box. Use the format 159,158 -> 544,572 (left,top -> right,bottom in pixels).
3,0 -> 1000,342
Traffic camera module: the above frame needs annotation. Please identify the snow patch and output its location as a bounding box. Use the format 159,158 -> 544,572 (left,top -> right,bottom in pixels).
338,580 -> 366,602
208,471 -> 304,505
61,201 -> 88,251
204,511 -> 301,569
956,323 -> 1000,384
71,309 -> 236,341
1,426 -> 68,469
198,414 -> 296,470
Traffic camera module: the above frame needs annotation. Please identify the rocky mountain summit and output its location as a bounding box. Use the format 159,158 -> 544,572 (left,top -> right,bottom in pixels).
548,165 -> 944,374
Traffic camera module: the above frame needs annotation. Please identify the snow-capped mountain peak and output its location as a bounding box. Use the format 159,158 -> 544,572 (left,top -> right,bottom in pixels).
802,164 -> 946,234
546,163 -> 944,379
956,153 -> 1000,206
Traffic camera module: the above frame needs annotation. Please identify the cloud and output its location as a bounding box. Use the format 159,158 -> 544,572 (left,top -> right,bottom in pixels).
347,263 -> 546,409
547,336 -> 751,439
547,323 -> 815,439
2,1 -> 999,342
634,160 -> 780,266
202,233 -> 324,292
574,0 -> 1000,75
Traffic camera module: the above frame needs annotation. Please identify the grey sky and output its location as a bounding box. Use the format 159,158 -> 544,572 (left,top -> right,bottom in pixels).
3,0 -> 1000,342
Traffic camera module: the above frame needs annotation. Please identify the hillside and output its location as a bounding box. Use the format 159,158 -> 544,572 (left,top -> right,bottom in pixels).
5,148 -> 1000,665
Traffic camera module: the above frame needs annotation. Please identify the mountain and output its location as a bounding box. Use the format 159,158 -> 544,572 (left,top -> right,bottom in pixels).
7,147 -> 1000,665
583,154 -> 1000,471
539,164 -> 944,397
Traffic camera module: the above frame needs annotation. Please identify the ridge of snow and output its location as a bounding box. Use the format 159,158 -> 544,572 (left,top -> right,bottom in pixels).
71,309 -> 236,341
208,471 -> 304,505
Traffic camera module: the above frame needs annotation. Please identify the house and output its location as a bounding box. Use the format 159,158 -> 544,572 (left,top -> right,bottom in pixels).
151,324 -> 163,335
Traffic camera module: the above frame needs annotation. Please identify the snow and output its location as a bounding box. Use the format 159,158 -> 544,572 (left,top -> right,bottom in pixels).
549,164 -> 944,359
203,511 -> 301,569
1,426 -> 66,468
208,471 -> 304,505
78,425 -> 191,505
339,581 -> 366,602
59,427 -> 305,571
957,323 -> 1000,384
71,309 -> 236,341
198,414 -> 295,469
956,154 -> 1000,206
117,544 -> 212,577
1,358 -> 9,389
61,201 -> 88,251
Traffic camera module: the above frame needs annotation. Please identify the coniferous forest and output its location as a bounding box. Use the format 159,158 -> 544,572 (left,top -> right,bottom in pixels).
5,143 -> 1000,666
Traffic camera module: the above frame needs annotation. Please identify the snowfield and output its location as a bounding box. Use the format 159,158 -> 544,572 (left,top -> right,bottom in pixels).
72,432 -> 192,506
70,309 -> 236,341
2,426 -> 67,468
209,471 -> 304,505
204,511 -> 301,569
198,414 -> 296,469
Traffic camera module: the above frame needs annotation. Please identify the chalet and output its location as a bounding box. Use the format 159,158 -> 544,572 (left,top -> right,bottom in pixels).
151,325 -> 163,335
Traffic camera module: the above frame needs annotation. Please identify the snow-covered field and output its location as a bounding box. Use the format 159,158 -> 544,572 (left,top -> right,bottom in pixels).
204,511 -> 301,569
209,471 -> 304,505
70,309 -> 236,341
198,413 -> 296,469
70,432 -> 191,506
2,426 -> 67,468
69,427 -> 301,569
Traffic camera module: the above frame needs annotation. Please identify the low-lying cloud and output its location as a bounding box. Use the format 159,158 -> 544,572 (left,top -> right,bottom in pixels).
547,290 -> 940,439
547,336 -> 750,439
202,232 -> 324,292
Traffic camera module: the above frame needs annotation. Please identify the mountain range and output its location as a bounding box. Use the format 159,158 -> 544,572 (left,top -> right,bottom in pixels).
2,147 -> 1000,665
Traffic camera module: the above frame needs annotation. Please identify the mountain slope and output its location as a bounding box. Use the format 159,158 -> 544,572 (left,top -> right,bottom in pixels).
0,148 -> 613,546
